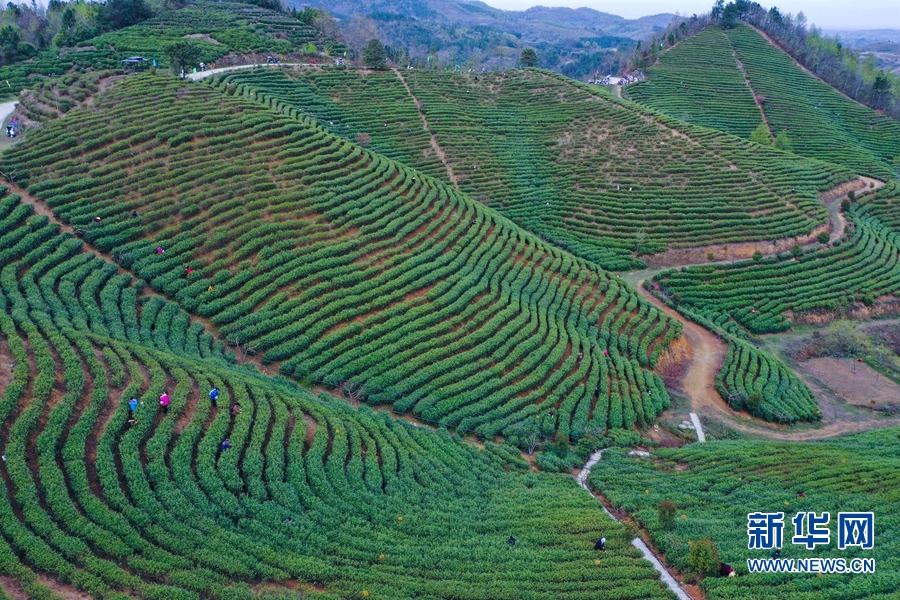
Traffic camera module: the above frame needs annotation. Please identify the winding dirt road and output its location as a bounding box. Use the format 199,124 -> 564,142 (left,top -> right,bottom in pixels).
630,277 -> 900,441
619,175 -> 897,441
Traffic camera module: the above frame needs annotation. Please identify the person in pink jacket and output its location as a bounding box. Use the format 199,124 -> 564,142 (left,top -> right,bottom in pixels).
159,392 -> 170,415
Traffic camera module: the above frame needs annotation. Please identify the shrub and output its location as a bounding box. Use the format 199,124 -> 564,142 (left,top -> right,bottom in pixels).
658,501 -> 677,531
688,538 -> 721,577
746,392 -> 763,415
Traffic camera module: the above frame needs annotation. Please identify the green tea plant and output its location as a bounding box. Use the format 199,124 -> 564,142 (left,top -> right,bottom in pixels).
2,73 -> 679,438
217,66 -> 852,270
0,190 -> 675,598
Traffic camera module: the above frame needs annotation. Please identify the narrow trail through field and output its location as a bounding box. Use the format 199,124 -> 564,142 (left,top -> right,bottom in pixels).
621,175 -> 890,441
726,32 -> 773,138
393,68 -> 461,189
0,101 -> 16,125
631,277 -> 730,417
576,451 -> 693,600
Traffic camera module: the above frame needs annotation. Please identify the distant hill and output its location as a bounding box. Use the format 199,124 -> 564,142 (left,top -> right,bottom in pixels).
292,0 -> 673,76
825,29 -> 900,74
824,29 -> 900,47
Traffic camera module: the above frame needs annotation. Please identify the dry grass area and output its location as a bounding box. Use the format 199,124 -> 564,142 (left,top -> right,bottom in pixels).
800,357 -> 900,406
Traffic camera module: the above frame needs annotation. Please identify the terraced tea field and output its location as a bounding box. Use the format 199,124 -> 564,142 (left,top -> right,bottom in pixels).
1,73 -> 680,440
591,429 -> 899,599
629,24 -> 900,180
654,183 -> 900,335
78,1 -> 343,70
666,301 -> 821,423
5,15 -> 900,596
626,28 -> 764,139
0,189 -> 677,599
216,67 -> 852,270
0,1 -> 342,96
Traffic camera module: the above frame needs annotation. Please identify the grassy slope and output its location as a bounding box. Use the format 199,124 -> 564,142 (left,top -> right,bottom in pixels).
591,428 -> 900,599
1,73 -> 679,439
216,66 -> 852,270
628,24 -> 900,180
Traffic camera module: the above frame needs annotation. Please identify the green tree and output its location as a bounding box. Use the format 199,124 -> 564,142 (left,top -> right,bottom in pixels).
520,48 -> 538,68
774,131 -> 793,152
165,40 -> 202,73
0,24 -> 21,65
746,391 -> 763,415
99,0 -> 153,31
688,538 -> 721,576
362,38 -> 386,69
294,6 -> 319,25
658,501 -> 678,531
508,417 -> 542,455
749,124 -> 770,145
752,251 -> 763,262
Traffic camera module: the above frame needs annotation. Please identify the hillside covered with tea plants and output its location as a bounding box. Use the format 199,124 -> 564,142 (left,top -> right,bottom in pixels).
627,24 -> 900,181
1,73 -> 684,441
0,188 -> 679,600
2,2 -> 900,597
0,1 -> 343,96
653,182 -> 900,334
591,427 -> 900,599
213,66 -> 853,270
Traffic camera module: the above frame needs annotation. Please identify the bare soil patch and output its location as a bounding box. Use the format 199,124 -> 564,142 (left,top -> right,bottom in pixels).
0,337 -> 13,392
36,575 -> 107,600
800,357 -> 900,406
183,33 -> 222,44
0,576 -> 29,600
